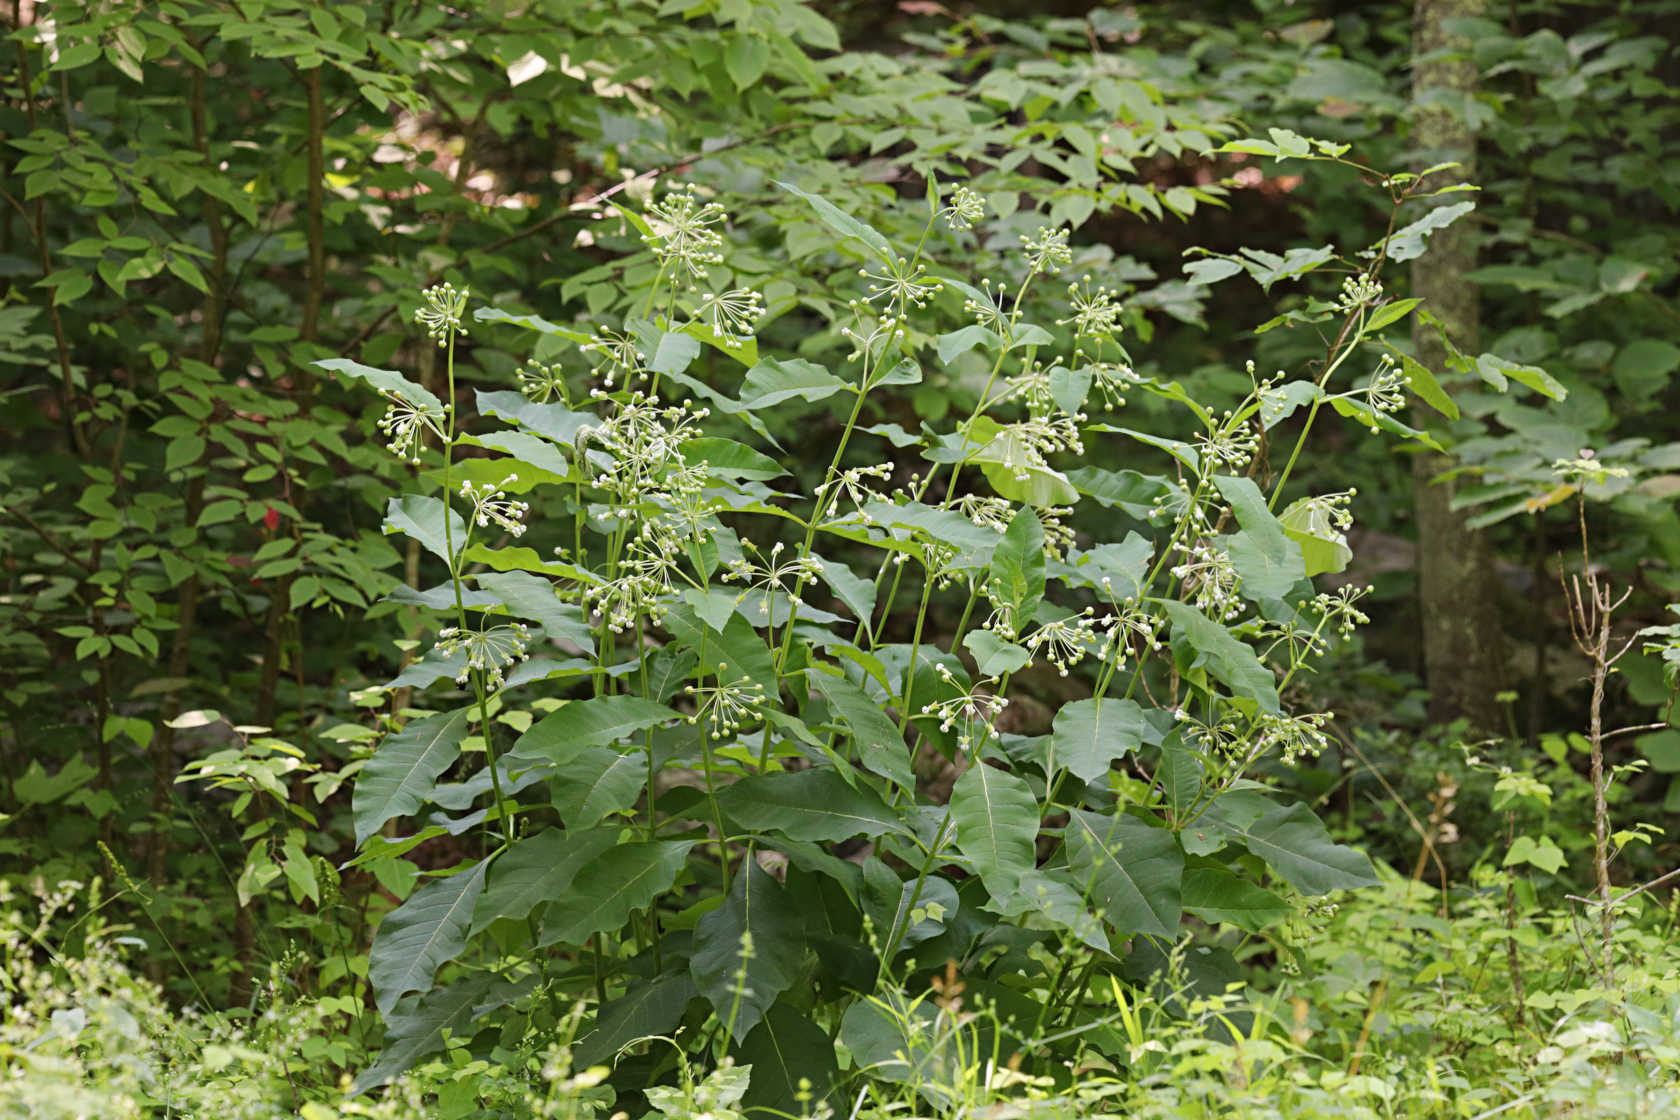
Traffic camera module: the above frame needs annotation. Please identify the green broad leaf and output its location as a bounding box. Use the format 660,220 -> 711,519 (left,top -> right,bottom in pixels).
540,839 -> 695,947
989,507 -> 1047,630
739,358 -> 847,409
352,975 -> 520,1094
724,32 -> 769,90
740,1004 -> 841,1117
462,544 -> 597,583
1504,834 -> 1566,875
810,554 -> 877,632
574,971 -> 699,1069
839,994 -> 941,1087
774,180 -> 893,262
1050,698 -> 1147,783
1179,859 -> 1292,930
937,324 -> 1001,364
383,495 -> 466,565
681,318 -> 759,367
663,603 -> 778,697
476,570 -> 595,653
1182,256 -> 1244,286
1102,426 -> 1201,474
1382,200 -> 1475,263
1215,475 -> 1305,602
967,417 -> 1081,506
691,862 -> 806,1042
1362,297 -> 1422,334
649,329 -> 702,376
1064,810 -> 1183,937
462,430 -> 572,482
470,828 -> 619,934
718,768 -> 906,842
1475,353 -> 1566,400
964,629 -> 1031,676
682,437 -> 785,481
550,747 -> 647,829
1206,798 -> 1378,895
1397,351 -> 1459,420
1327,396 -> 1444,450
165,433 -> 205,473
370,860 -> 488,1014
999,868 -> 1110,953
508,696 -> 680,766
950,761 -> 1039,899
1160,601 -> 1280,714
869,358 -> 921,388
1613,340 -> 1680,399
862,859 -> 958,954
472,305 -> 591,343
354,707 -> 472,846
1278,497 -> 1352,578
474,390 -> 595,447
316,357 -> 444,413
1052,535 -> 1154,600
806,670 -> 914,791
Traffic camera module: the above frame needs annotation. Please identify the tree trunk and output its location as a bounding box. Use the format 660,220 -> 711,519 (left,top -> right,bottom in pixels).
1411,0 -> 1506,734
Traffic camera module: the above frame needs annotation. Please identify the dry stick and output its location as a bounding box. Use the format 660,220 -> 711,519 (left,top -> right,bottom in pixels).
1561,494 -> 1634,988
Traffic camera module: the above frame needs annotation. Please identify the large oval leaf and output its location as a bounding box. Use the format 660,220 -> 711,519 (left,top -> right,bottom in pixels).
950,761 -> 1039,900
354,706 -> 472,846
370,860 -> 488,1015
718,768 -> 906,842
690,862 -> 806,1042
1064,809 -> 1183,938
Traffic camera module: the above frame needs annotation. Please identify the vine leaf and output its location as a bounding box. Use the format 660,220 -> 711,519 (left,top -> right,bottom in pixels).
950,761 -> 1039,900
1064,809 -> 1183,938
354,706 -> 472,845
370,860 -> 488,1015
691,862 -> 806,1042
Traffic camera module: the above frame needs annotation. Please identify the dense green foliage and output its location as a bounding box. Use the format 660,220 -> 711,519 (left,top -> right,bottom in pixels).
3,1 -> 1678,1117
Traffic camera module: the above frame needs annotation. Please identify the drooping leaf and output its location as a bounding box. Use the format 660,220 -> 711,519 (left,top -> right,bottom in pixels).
475,390 -> 595,448
316,357 -> 443,413
950,761 -> 1039,899
1180,859 -> 1293,931
862,859 -> 959,956
988,507 -> 1046,631
1064,810 -> 1183,937
1381,200 -> 1475,262
354,707 -> 473,845
774,180 -> 893,261
738,358 -> 847,409
384,495 -> 467,565
691,862 -> 806,1042
1160,600 -> 1281,714
807,670 -> 914,791
370,860 -> 488,1015
574,971 -> 700,1069
508,696 -> 680,766
1215,475 -> 1306,602
719,768 -> 906,842
1204,798 -> 1378,895
472,831 -> 618,937
351,974 -> 523,1094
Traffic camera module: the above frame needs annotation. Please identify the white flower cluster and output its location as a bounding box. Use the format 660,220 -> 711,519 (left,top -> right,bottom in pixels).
1337,272 -> 1383,312
460,476 -> 529,538
643,183 -> 726,285
579,327 -> 646,389
861,256 -> 942,313
1195,415 -> 1261,474
1020,226 -> 1072,274
1059,276 -> 1123,338
415,282 -> 468,346
921,663 -> 1007,752
721,540 -> 824,622
697,288 -> 766,348
941,185 -> 986,232
815,463 -> 894,526
1023,609 -> 1103,677
434,622 -> 531,689
516,358 -> 569,404
685,667 -> 766,735
1170,539 -> 1243,621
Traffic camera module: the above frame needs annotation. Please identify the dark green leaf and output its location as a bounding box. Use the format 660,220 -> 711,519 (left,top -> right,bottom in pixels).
370,861 -> 488,1014
354,707 -> 472,845
1064,810 -> 1182,937
691,862 -> 806,1041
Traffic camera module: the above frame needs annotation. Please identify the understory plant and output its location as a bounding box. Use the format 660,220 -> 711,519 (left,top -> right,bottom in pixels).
326,143 -> 1528,1112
